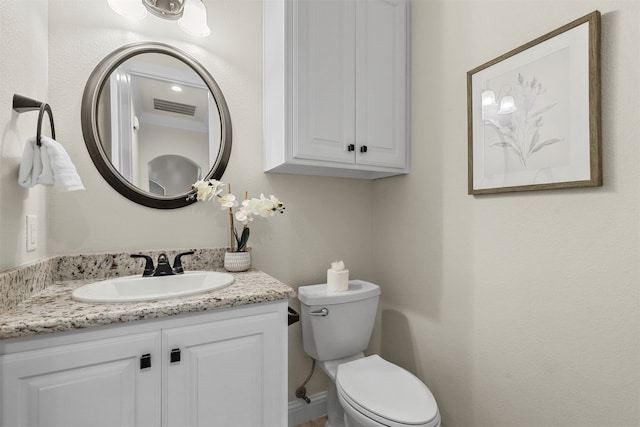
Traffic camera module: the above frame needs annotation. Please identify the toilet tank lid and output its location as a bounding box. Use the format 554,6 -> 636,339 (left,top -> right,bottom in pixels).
298,280 -> 380,305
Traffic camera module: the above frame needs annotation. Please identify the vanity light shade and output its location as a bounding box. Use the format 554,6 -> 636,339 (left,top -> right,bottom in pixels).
178,0 -> 211,37
108,0 -> 147,20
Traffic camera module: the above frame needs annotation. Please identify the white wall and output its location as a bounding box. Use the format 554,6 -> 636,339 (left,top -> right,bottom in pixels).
2,0 -> 638,424
0,0 -> 375,400
371,1 -> 640,426
0,0 -> 49,271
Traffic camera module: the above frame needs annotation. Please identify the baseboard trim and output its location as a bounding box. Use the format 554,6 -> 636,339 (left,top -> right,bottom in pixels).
288,390 -> 328,427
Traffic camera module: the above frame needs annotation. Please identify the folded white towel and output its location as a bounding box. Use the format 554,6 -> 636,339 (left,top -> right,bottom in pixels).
18,137 -> 43,188
39,136 -> 85,191
18,136 -> 85,191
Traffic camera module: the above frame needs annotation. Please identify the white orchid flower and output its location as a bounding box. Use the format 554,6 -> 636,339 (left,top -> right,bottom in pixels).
189,180 -> 285,252
235,208 -> 254,224
261,197 -> 277,217
193,179 -> 212,201
269,195 -> 283,209
193,179 -> 224,201
207,179 -> 224,197
218,193 -> 238,209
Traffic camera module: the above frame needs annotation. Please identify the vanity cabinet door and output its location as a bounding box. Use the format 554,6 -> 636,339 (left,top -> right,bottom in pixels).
162,306 -> 287,427
0,332 -> 161,427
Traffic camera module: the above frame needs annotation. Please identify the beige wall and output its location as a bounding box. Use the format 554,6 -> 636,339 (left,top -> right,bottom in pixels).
1,0 -> 638,425
47,0 -> 378,402
0,0 -> 49,271
371,1 -> 640,426
3,0 -> 374,402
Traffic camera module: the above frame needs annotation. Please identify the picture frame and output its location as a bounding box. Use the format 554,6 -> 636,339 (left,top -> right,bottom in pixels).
467,11 -> 601,195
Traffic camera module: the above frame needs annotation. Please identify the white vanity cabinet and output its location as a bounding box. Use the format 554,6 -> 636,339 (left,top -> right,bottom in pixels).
0,301 -> 287,427
264,0 -> 410,179
162,305 -> 286,426
1,331 -> 162,426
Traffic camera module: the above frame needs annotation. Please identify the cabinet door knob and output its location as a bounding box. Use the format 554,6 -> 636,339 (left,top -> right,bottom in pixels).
170,348 -> 181,364
347,144 -> 355,152
140,353 -> 152,370
360,145 -> 368,153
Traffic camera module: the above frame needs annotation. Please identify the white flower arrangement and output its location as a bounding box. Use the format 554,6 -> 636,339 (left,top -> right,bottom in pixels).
189,179 -> 285,252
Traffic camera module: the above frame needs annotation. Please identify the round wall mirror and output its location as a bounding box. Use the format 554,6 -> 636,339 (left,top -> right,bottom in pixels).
81,42 -> 232,209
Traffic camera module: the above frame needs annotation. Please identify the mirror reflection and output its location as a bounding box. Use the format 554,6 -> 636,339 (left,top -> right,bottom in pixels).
81,42 -> 232,209
97,53 -> 221,197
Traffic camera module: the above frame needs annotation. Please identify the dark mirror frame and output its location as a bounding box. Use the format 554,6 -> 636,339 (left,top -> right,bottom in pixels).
81,42 -> 232,209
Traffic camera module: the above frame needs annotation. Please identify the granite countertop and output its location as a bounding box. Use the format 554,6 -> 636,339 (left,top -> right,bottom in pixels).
0,269 -> 295,341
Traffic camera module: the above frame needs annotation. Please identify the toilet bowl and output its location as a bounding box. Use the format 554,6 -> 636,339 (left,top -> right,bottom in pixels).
336,355 -> 440,427
298,281 -> 441,427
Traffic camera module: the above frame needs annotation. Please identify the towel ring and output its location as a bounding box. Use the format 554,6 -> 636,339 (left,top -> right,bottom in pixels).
12,94 -> 56,147
36,103 -> 56,147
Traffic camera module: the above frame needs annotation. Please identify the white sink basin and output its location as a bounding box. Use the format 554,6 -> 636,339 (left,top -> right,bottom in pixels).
71,271 -> 235,303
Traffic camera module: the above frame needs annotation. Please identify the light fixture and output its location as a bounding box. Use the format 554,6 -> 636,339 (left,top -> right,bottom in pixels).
142,0 -> 184,20
171,85 -> 183,92
178,0 -> 211,37
108,0 -> 210,37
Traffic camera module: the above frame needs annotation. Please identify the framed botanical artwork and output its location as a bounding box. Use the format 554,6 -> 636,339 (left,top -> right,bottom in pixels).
467,11 -> 601,195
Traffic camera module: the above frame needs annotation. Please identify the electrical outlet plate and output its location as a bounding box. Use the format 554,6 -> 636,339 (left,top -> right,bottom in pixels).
26,215 -> 37,252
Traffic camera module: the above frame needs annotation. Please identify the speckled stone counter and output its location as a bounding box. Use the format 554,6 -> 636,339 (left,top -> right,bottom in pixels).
0,249 -> 295,341
0,248 -> 231,314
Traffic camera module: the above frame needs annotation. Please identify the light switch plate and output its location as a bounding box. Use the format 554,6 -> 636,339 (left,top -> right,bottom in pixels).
26,215 -> 37,252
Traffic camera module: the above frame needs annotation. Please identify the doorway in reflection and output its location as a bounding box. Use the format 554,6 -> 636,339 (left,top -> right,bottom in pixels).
148,155 -> 201,196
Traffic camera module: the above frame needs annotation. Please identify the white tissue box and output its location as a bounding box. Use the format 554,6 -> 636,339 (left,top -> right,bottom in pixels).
327,269 -> 349,292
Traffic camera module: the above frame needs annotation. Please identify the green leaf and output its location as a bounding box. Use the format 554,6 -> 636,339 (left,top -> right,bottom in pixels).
237,227 -> 250,252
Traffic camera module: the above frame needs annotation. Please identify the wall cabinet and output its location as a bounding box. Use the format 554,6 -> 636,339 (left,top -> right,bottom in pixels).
264,0 -> 410,179
0,302 -> 287,427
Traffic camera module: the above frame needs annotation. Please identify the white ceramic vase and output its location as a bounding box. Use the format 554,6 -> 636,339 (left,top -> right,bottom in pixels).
224,251 -> 251,272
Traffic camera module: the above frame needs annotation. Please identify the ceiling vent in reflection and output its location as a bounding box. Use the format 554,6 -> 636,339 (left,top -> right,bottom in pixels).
153,98 -> 196,116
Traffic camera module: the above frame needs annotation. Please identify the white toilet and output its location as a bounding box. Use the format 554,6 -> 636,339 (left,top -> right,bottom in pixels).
298,280 -> 441,427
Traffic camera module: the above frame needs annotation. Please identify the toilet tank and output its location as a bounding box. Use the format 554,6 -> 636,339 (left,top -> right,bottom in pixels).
298,280 -> 381,361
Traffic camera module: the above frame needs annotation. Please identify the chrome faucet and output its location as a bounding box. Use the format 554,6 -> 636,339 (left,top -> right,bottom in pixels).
131,251 -> 195,277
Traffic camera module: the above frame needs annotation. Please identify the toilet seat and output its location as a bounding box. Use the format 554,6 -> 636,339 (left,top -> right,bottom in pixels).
336,355 -> 440,427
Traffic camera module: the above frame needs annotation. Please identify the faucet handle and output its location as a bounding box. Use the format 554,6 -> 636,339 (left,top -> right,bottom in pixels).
131,254 -> 154,277
173,251 -> 195,274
